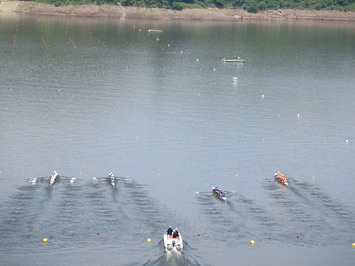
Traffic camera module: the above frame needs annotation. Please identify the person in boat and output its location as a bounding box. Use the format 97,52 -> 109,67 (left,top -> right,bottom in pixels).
108,173 -> 116,183
215,187 -> 224,195
167,226 -> 173,236
172,229 -> 179,238
236,56 -> 241,60
50,171 -> 57,183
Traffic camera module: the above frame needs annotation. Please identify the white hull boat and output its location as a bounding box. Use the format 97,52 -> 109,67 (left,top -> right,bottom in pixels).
49,171 -> 60,186
221,58 -> 245,63
163,233 -> 183,253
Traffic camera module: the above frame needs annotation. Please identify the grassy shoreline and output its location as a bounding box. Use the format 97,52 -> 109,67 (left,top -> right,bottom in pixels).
1,1 -> 355,21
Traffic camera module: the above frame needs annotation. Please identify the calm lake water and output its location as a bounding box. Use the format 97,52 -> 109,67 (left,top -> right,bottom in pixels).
1,13 -> 355,265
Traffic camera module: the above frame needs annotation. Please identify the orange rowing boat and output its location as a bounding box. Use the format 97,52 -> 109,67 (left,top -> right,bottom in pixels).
275,172 -> 289,186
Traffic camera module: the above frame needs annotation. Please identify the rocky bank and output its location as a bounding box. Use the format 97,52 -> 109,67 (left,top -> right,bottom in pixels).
1,1 -> 355,21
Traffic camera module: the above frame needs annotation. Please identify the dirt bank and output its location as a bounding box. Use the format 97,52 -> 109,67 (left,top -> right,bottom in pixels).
1,1 -> 355,21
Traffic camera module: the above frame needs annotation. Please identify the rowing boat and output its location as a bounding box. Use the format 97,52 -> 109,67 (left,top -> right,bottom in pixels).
29,172 -> 76,186
275,172 -> 289,187
212,186 -> 227,201
163,233 -> 183,253
108,172 -> 116,187
49,171 -> 60,186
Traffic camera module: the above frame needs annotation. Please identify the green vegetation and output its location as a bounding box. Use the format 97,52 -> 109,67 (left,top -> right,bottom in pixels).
36,0 -> 355,12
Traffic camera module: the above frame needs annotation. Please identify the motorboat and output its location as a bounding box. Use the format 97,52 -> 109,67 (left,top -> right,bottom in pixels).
163,232 -> 183,253
221,57 -> 245,63
212,186 -> 227,201
49,171 -> 60,186
275,172 -> 289,187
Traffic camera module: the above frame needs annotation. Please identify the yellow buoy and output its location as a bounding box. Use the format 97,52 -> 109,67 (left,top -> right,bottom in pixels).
146,238 -> 152,243
352,243 -> 355,247
42,237 -> 49,242
250,240 -> 255,245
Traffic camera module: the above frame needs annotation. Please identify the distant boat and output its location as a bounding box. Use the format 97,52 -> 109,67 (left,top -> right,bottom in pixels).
221,57 -> 245,63
49,171 -> 60,186
275,172 -> 289,187
212,186 -> 227,201
148,29 -> 163,33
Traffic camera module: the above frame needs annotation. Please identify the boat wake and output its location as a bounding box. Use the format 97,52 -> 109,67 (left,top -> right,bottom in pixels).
262,177 -> 355,246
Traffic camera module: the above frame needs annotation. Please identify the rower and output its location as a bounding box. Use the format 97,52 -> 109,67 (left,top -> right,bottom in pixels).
167,226 -> 173,236
108,173 -> 115,182
50,171 -> 58,183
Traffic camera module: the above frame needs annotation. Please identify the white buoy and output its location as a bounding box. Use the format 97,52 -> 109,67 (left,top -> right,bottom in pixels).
346,140 -> 349,144
233,77 -> 238,83
297,114 -> 300,119
261,94 -> 264,99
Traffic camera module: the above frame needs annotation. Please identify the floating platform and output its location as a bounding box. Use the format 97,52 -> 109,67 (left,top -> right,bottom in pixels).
221,58 -> 245,63
148,29 -> 163,33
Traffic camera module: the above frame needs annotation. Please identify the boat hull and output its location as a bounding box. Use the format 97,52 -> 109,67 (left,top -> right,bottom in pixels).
222,59 -> 245,63
49,172 -> 59,186
212,187 -> 227,201
163,234 -> 183,253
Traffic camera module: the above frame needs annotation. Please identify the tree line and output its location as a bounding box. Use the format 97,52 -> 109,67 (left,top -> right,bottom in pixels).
37,0 -> 355,12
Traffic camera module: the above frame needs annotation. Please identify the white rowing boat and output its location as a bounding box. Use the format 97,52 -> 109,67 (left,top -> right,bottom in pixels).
29,172 -> 76,186
275,172 -> 289,187
49,171 -> 60,186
